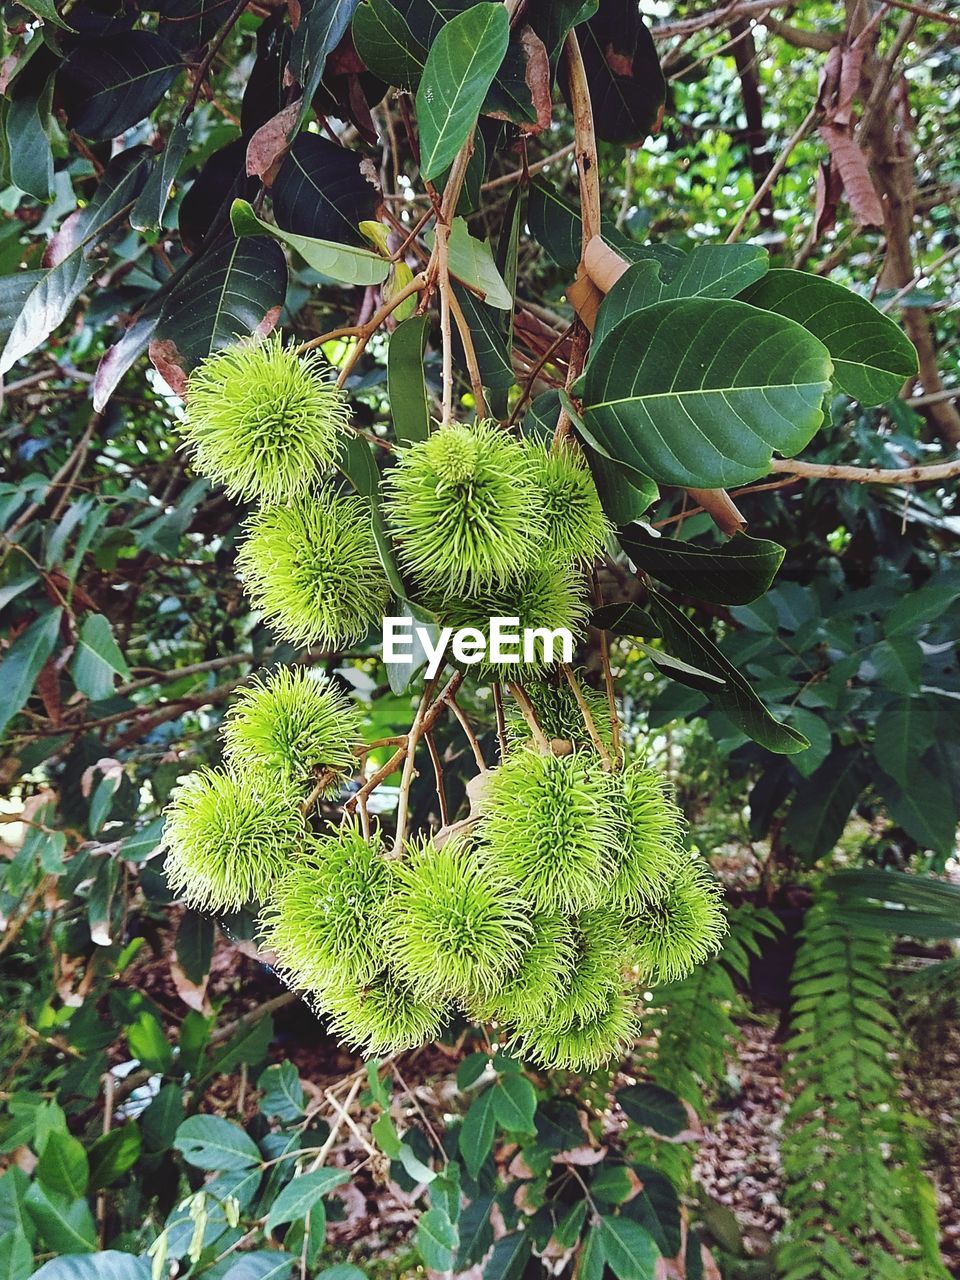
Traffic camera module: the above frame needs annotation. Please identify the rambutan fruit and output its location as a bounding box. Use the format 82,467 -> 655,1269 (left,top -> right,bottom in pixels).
387,837 -> 532,1001
260,825 -> 393,992
235,487 -> 388,650
512,981 -> 641,1073
505,673 -> 612,752
525,440 -> 609,565
479,750 -> 618,912
471,912 -> 578,1026
628,856 -> 727,984
322,969 -> 451,1055
607,761 -> 684,908
383,421 -> 544,594
180,335 -> 348,504
162,768 -> 303,911
221,666 -> 362,791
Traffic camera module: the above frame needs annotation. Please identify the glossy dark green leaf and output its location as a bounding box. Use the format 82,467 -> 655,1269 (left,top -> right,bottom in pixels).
484,1232 -> 532,1280
649,592 -> 809,754
36,1131 -> 89,1199
140,1083 -> 184,1152
459,1088 -> 496,1178
259,1062 -> 305,1122
416,4 -> 509,182
527,178 -> 582,270
874,770 -> 958,856
86,1124 -> 141,1191
265,1169 -> 350,1233
873,697 -> 937,788
491,1073 -> 537,1133
456,1194 -> 495,1267
595,1216 -> 658,1280
290,0 -> 362,122
452,283 -> 515,399
617,1084 -> 685,1137
783,748 -> 869,861
389,315 -> 431,445
175,910 -> 214,985
17,0 -> 73,28
5,77 -> 55,201
131,122 -> 190,231
173,1116 -> 261,1170
151,233 -> 288,375
158,0 -> 237,51
570,0 -> 664,145
593,244 -> 770,345
0,609 -> 61,738
58,33 -> 183,141
623,1165 -> 681,1256
739,269 -> 917,405
483,24 -> 552,132
590,1165 -> 635,1205
24,1184 -> 95,1254
582,298 -> 833,490
619,528 -> 785,605
70,613 -> 130,700
352,0 -> 427,89
272,135 -> 379,244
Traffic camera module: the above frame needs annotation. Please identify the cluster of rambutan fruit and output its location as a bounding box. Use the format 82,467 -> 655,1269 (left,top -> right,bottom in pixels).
161,336 -> 726,1072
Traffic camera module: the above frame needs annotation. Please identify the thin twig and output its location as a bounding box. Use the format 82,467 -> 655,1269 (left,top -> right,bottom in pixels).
506,682 -> 551,753
726,105 -> 819,243
448,695 -> 487,772
392,676 -> 440,854
560,664 -> 612,767
424,731 -> 449,826
770,456 -> 960,484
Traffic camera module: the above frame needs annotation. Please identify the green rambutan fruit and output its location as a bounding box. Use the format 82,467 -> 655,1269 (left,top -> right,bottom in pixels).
628,857 -> 727,984
430,562 -> 588,676
260,825 -> 393,992
505,673 -> 612,752
181,335 -> 348,504
471,912 -> 578,1026
525,440 -> 609,564
322,969 -> 451,1055
387,837 -> 532,1001
221,666 -> 362,790
479,750 -> 618,911
512,981 -> 640,1073
163,768 -> 303,911
383,421 -> 544,594
235,487 -> 388,649
536,908 -> 625,1026
607,761 -> 685,908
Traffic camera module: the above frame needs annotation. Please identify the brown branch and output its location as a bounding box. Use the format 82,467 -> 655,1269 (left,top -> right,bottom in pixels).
506,682 -> 551,753
726,104 -> 819,243
560,664 -> 612,768
770,457 -> 960,484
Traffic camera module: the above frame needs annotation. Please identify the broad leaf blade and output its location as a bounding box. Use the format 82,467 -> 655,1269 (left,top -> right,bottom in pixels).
231,199 -> 388,286
388,315 -> 431,444
58,32 -> 183,140
582,298 -> 833,489
272,135 -> 379,244
0,609 -> 62,739
619,528 -> 785,605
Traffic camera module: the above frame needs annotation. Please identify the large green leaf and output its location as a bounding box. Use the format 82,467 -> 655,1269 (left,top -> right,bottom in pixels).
738,269 -> 917,405
0,1232 -> 31,1280
31,1254 -> 150,1280
873,697 -> 937,788
616,1084 -> 686,1137
783,748 -> 868,861
619,528 -> 785,605
875,770 -> 958,856
491,1074 -> 537,1134
388,315 -> 431,444
428,218 -> 512,309
58,32 -> 183,140
416,1206 -> 458,1271
582,298 -> 833,489
173,1116 -> 261,1170
452,283 -> 515,395
265,1169 -> 350,1233
231,199 -> 388,286
70,613 -> 131,701
826,869 -> 960,939
648,592 -> 809,754
595,1216 -> 659,1280
86,1125 -> 141,1191
569,0 -> 664,145
416,4 -> 509,182
290,0 -> 361,122
272,135 -> 379,244
459,1088 -> 496,1179
24,1185 -> 95,1254
151,233 -> 288,375
353,0 -> 426,88
0,609 -> 62,739
593,244 -> 770,345
36,1131 -> 89,1199
484,1232 -> 531,1280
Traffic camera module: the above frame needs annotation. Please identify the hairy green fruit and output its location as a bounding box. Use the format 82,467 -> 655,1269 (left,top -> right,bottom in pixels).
236,487 -> 388,649
526,441 -> 609,564
387,838 -> 532,1000
323,970 -> 451,1055
430,563 -> 589,675
629,857 -> 727,983
505,673 -> 612,751
537,909 -> 625,1026
608,761 -> 684,907
163,768 -> 303,911
480,750 -> 618,911
383,421 -> 544,593
221,666 -> 362,791
181,335 -> 348,503
512,982 -> 641,1073
471,912 -> 578,1025
260,825 -> 393,991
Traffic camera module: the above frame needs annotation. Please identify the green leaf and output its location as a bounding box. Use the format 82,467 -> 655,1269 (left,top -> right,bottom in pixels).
738,269 -> 917,405
5,72 -> 55,201
59,32 -> 183,141
0,609 -> 61,738
127,1011 -> 173,1072
875,770 -> 958,856
491,1074 -> 537,1134
570,1 -> 664,145
427,217 -> 512,310
207,1012 -> 273,1076
868,638 -> 922,694
484,1231 -> 531,1280
140,1083 -> 184,1152
623,1165 -> 681,1256
259,1062 -> 305,1123
783,748 -> 868,862
389,315 -> 431,444
265,1168 -> 350,1233
173,1116 -> 261,1170
619,528 -> 784,605
231,199 -> 388,286
554,1199 -> 589,1247
175,910 -> 214,985
884,583 -> 960,638
0,1168 -> 33,1246
456,1051 -> 490,1090
527,178 -> 582,270
17,0 -> 73,28
417,1205 -> 459,1271
827,869 -> 960,939
372,1113 -> 403,1158
591,1165 -> 636,1205
315,1268 -> 366,1280
582,298 -> 833,489
577,1227 -> 606,1280
595,1216 -> 659,1280
131,122 -> 191,231
31,1254 -> 151,1280
648,591 -> 809,754
353,0 -> 426,89
70,613 -> 130,700
416,4 -> 509,182
459,1088 -> 496,1179
456,1194 -> 495,1267
24,1184 -> 95,1254
272,135 -> 380,244
617,1084 -> 686,1137
220,1253 -> 295,1280
594,245 -> 770,344
152,234 -> 288,376
397,1140 -> 437,1184
0,1232 -> 31,1280
36,1131 -> 89,1199
290,0 -> 360,124
452,283 -> 515,398
86,1124 -> 141,1190
873,698 -> 937,788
